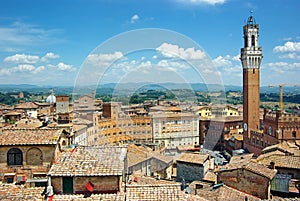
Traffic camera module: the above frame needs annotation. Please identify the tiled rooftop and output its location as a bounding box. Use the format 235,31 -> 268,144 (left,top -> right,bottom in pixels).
0,184 -> 44,201
51,193 -> 125,201
176,152 -> 209,165
14,102 -> 38,109
193,184 -> 260,201
0,183 -> 125,201
0,128 -> 61,145
49,146 -> 127,176
244,161 -> 277,179
220,161 -> 277,180
127,144 -> 173,168
256,154 -> 300,169
126,183 -> 184,201
261,141 -> 300,156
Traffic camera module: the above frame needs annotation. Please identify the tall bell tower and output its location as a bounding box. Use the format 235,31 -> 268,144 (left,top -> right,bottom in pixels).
240,16 -> 262,152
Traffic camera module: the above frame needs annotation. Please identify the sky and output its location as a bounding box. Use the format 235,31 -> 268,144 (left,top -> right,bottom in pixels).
0,0 -> 299,87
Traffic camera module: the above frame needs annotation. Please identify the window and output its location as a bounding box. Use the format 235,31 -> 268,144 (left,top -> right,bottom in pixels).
251,35 -> 255,46
7,148 -> 23,166
292,131 -> 296,138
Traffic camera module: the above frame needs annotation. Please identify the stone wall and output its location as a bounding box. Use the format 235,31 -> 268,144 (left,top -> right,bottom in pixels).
0,145 -> 57,182
176,162 -> 204,183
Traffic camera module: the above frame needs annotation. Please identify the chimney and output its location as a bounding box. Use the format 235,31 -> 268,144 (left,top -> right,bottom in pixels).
269,161 -> 275,169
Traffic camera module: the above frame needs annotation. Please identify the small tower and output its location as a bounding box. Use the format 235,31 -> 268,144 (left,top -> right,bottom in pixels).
240,16 -> 262,153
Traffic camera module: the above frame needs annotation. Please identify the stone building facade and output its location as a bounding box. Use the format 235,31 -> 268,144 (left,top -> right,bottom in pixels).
0,128 -> 62,186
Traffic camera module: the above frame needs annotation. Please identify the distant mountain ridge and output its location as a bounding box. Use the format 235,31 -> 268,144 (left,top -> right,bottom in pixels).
0,83 -> 299,94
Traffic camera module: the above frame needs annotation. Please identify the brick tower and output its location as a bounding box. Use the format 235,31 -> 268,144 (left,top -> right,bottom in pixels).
240,16 -> 262,153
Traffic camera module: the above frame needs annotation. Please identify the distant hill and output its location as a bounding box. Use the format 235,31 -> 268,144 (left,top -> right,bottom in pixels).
0,83 -> 299,95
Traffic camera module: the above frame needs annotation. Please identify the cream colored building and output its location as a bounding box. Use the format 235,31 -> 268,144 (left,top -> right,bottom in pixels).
151,112 -> 199,149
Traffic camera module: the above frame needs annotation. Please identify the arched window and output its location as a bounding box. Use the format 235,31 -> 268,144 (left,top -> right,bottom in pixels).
26,147 -> 43,165
292,131 -> 296,138
251,35 -> 255,47
7,148 -> 23,166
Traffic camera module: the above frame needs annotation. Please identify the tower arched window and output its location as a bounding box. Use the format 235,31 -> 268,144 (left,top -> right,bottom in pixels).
7,148 -> 23,166
292,131 -> 296,138
251,35 -> 255,47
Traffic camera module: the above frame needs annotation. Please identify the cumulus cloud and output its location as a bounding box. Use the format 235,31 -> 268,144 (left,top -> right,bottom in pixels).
4,54 -> 39,64
263,62 -> 300,74
273,41 -> 300,53
41,52 -> 60,62
156,43 -> 206,60
57,62 -> 76,71
177,0 -> 226,5
86,52 -> 124,67
212,55 -> 232,67
131,14 -> 139,23
0,64 -> 43,75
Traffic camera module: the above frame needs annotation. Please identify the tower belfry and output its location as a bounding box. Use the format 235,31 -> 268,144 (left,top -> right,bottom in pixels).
240,15 -> 262,153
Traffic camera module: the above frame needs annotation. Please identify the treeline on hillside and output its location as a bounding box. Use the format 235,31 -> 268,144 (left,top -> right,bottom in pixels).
0,92 -> 18,105
260,93 -> 300,104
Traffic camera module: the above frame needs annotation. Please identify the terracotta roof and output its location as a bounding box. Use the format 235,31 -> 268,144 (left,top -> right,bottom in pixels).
3,111 -> 22,116
13,118 -> 43,129
256,154 -> 300,169
220,161 -> 277,180
203,171 -> 217,183
127,144 -> 173,167
261,141 -> 300,156
176,153 -> 209,165
0,128 -> 61,145
0,183 -> 125,201
229,153 -> 254,164
126,182 -> 185,201
73,118 -> 93,125
14,102 -> 38,109
0,184 -> 45,201
51,193 -> 125,201
49,146 -> 127,176
193,184 -> 260,201
243,161 -> 277,180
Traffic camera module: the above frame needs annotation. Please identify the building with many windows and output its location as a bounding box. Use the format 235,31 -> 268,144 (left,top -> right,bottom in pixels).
151,112 -> 199,149
97,102 -> 152,145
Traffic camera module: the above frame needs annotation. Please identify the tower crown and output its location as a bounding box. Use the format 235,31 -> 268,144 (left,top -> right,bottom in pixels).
240,15 -> 262,69
247,16 -> 256,25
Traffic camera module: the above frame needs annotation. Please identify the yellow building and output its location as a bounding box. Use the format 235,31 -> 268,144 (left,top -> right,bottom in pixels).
97,102 -> 152,145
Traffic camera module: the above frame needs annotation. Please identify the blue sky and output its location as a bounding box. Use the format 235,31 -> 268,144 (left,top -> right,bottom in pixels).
0,0 -> 299,87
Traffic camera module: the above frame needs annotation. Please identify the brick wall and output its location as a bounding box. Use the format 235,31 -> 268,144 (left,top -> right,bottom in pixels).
218,169 -> 270,199
51,176 -> 120,194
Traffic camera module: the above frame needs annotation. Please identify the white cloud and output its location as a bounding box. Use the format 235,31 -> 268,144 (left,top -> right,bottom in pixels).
41,52 -> 60,62
86,52 -> 124,67
212,55 -> 232,67
0,64 -> 38,75
177,0 -> 226,5
273,41 -> 300,53
57,62 -> 76,71
4,54 -> 39,64
232,54 -> 240,61
131,14 -> 139,23
263,62 -> 300,74
279,53 -> 300,60
33,66 -> 45,74
156,43 -> 206,60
